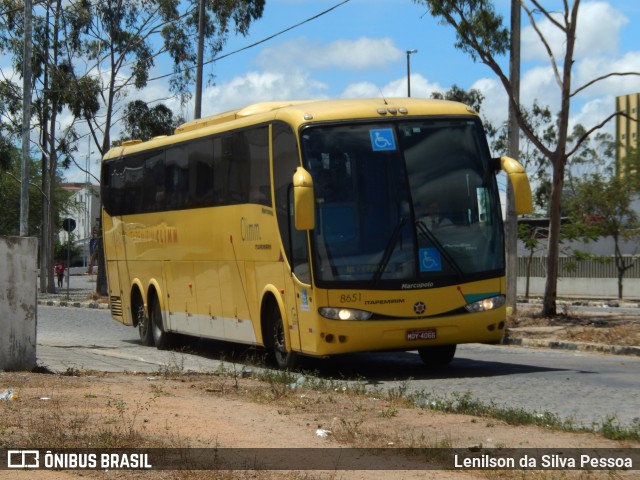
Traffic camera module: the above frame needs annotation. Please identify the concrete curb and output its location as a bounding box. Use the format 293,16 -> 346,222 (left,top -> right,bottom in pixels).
519,298 -> 640,309
503,335 -> 640,357
39,299 -> 109,309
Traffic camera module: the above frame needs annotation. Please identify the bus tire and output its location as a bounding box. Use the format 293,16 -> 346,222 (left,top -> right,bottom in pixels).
418,344 -> 456,367
150,294 -> 172,350
270,308 -> 298,370
135,300 -> 154,347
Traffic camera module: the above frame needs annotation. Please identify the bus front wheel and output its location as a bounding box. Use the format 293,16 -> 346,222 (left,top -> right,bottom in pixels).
136,301 -> 154,347
270,309 -> 298,370
418,344 -> 456,367
150,295 -> 172,350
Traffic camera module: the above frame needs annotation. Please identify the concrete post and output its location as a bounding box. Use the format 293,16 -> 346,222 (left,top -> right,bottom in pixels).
0,236 -> 38,371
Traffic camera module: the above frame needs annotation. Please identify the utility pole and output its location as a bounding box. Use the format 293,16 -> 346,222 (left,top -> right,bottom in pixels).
194,0 -> 205,119
506,0 -> 521,314
406,49 -> 417,97
20,0 -> 33,236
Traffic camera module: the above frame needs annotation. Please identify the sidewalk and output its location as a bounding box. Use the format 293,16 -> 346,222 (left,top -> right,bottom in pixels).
37,273 -> 109,310
36,278 -> 640,357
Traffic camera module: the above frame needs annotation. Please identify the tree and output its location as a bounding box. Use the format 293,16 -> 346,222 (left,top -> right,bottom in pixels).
493,101 -> 557,213
2,0 -> 265,295
621,146 -> 640,191
1,0 -> 89,292
517,222 -> 545,299
566,173 -> 640,299
431,84 -> 497,137
415,0 -> 640,315
64,0 -> 265,296
117,100 -> 184,143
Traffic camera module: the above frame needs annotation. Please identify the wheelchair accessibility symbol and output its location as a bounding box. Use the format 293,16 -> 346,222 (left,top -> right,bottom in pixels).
419,248 -> 442,272
369,128 -> 396,151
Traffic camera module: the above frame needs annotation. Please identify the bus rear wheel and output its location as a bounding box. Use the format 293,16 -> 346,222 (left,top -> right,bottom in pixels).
150,295 -> 172,350
418,344 -> 456,367
270,309 -> 298,370
136,301 -> 154,346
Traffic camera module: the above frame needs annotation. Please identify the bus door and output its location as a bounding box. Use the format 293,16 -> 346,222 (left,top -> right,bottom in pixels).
286,225 -> 316,353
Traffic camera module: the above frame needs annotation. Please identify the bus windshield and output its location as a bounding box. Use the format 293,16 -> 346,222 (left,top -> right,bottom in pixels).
301,119 -> 504,289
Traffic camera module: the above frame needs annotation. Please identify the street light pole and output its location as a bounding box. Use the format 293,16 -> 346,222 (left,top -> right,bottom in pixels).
406,49 -> 417,97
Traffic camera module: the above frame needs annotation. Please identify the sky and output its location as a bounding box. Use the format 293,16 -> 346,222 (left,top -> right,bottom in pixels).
5,0 -> 640,183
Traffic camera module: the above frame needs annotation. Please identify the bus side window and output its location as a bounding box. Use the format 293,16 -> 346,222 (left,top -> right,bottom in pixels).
165,144 -> 189,210
246,126 -> 271,207
188,138 -> 214,208
145,151 -> 165,211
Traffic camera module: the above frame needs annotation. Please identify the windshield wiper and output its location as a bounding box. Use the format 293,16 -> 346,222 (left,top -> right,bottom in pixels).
415,220 -> 464,277
371,217 -> 406,286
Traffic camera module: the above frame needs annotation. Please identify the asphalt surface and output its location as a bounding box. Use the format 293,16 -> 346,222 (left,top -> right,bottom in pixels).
37,273 -> 640,358
25,274 -> 640,428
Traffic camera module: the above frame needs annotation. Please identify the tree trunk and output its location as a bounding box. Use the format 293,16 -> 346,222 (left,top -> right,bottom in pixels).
617,273 -> 623,300
542,158 -> 566,316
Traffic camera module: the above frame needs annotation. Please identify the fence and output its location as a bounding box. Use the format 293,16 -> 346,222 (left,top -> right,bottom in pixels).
517,255 -> 640,299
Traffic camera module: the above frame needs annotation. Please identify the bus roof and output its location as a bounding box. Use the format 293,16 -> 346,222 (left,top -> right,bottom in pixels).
104,97 -> 477,160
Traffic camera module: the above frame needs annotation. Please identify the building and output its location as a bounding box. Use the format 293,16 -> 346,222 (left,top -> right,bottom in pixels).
58,182 -> 101,267
615,93 -> 639,176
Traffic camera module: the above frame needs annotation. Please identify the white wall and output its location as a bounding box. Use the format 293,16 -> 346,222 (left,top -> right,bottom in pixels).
517,277 -> 640,300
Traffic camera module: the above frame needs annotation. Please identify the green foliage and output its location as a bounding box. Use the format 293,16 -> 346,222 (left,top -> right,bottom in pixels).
430,84 -> 486,113
517,223 -> 539,251
430,84 -> 497,137
565,173 -> 640,298
415,0 -> 509,62
54,239 -> 82,263
0,150 -> 42,236
117,101 -> 184,143
621,146 -> 640,192
566,174 -> 639,240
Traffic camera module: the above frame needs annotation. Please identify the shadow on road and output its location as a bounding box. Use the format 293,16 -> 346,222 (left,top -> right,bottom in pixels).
127,334 -> 572,382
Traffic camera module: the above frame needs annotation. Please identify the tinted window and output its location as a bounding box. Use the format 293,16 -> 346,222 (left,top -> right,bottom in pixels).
102,125 -> 273,216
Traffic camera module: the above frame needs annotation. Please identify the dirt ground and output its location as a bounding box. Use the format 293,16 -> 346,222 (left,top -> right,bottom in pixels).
1,368 -> 638,479
507,304 -> 640,347
1,307 -> 639,479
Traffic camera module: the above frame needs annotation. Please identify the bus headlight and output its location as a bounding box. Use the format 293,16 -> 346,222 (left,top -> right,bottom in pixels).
464,295 -> 505,313
319,307 -> 372,321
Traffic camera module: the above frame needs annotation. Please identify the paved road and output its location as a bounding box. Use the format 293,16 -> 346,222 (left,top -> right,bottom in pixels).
36,303 -> 640,429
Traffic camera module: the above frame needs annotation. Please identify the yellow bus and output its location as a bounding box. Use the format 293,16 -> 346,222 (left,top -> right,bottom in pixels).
101,98 -> 532,368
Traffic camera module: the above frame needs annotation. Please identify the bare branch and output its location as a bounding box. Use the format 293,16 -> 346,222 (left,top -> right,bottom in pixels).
566,111 -> 620,158
572,72 -> 640,97
527,0 -> 566,32
522,1 -> 563,88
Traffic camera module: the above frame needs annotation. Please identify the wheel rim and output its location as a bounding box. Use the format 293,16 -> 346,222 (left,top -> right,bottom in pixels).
136,304 -> 148,340
151,301 -> 163,344
273,319 -> 287,364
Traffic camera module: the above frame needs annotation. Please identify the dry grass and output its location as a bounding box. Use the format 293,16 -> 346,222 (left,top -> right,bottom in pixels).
507,306 -> 640,346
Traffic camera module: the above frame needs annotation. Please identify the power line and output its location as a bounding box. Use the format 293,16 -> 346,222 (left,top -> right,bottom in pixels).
147,0 -> 353,84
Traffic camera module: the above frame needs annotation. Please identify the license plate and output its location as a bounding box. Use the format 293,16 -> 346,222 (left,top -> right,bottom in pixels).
406,329 -> 437,341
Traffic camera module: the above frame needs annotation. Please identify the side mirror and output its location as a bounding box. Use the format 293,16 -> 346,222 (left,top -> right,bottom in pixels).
500,156 -> 533,215
293,167 -> 315,230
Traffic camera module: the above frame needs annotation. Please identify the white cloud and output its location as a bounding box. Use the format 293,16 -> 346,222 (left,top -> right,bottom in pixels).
574,51 -> 640,98
568,96 -> 617,137
340,74 -> 442,100
255,36 -> 403,71
201,70 -> 328,116
522,1 -> 628,62
470,77 -> 509,129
